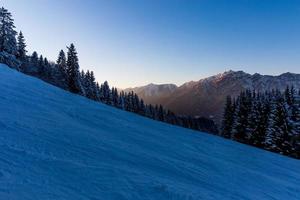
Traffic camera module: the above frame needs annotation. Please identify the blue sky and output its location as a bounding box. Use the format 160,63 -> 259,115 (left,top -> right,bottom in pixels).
2,0 -> 300,88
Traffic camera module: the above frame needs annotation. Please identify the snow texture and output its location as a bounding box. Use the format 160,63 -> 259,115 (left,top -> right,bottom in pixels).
0,64 -> 300,200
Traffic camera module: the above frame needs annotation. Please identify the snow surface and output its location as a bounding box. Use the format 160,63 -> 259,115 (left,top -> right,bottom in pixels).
0,64 -> 300,200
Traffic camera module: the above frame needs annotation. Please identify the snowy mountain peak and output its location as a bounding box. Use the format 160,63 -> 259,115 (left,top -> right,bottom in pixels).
124,83 -> 177,98
128,70 -> 300,124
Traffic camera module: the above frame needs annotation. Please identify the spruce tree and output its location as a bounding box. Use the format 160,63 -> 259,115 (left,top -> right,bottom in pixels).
140,99 -> 146,115
133,93 -> 140,113
158,105 -> 165,121
38,55 -> 44,67
44,57 -> 49,66
266,94 -> 293,155
66,43 -> 84,94
96,82 -> 102,101
17,31 -> 27,60
232,91 -> 251,143
0,7 -> 17,55
55,50 -> 68,87
249,93 -> 270,147
30,51 -> 38,65
57,50 -> 67,74
111,87 -> 119,106
221,95 -> 235,138
89,71 -> 97,100
38,55 -> 44,75
102,81 -> 111,104
43,57 -> 51,78
119,91 -> 125,109
84,70 -> 91,98
288,86 -> 300,157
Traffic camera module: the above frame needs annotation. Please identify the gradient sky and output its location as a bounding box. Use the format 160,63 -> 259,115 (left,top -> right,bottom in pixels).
2,0 -> 300,88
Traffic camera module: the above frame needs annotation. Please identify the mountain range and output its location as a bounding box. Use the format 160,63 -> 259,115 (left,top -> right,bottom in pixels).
124,70 -> 300,124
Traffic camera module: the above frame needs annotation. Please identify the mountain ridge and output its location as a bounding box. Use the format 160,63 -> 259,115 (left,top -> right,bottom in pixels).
125,70 -> 300,91
124,70 -> 300,123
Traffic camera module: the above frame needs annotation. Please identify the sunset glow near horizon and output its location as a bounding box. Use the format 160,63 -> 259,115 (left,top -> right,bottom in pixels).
2,0 -> 300,88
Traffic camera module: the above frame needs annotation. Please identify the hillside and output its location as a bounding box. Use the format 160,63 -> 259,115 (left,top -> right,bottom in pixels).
1,64 -> 300,200
127,71 -> 300,123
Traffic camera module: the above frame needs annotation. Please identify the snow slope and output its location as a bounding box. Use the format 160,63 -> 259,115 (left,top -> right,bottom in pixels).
0,64 -> 299,200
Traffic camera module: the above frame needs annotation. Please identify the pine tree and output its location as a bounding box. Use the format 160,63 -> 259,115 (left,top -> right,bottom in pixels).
221,95 -> 235,138
288,86 -> 300,133
83,70 -> 91,98
133,93 -> 140,113
158,105 -> 165,121
266,94 -> 293,155
111,87 -> 119,106
16,31 -> 27,60
287,86 -> 300,157
66,43 -> 84,94
57,50 -> 67,74
0,7 -> 17,55
38,55 -> 44,75
102,81 -> 111,104
44,57 -> 49,66
43,57 -> 51,78
119,91 -> 125,109
284,86 -> 290,102
232,91 -> 251,143
30,51 -> 38,65
246,90 -> 257,139
249,93 -> 270,147
96,82 -> 102,101
126,91 -> 134,111
139,99 -> 146,115
89,71 -> 97,100
55,49 -> 68,87
38,55 -> 44,67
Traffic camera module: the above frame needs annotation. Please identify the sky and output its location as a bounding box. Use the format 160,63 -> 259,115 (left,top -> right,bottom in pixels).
2,0 -> 300,88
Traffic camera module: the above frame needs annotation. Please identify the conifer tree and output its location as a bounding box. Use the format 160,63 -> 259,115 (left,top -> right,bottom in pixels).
96,82 -> 102,101
119,91 -> 125,109
266,94 -> 293,155
17,31 -> 27,60
288,86 -> 300,156
221,95 -> 235,138
140,99 -> 146,115
84,70 -> 91,98
158,105 -> 165,121
54,49 -> 68,87
0,7 -> 17,55
30,51 -> 38,65
57,50 -> 67,74
232,91 -> 251,143
249,93 -> 270,147
38,55 -> 44,67
89,71 -> 97,100
111,87 -> 119,106
38,55 -> 44,75
66,43 -> 84,94
44,57 -> 49,67
102,81 -> 111,104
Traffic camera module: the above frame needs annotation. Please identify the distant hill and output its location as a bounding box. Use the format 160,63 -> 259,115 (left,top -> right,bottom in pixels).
125,71 -> 300,123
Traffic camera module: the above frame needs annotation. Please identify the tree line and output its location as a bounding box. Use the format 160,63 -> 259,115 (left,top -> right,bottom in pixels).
221,87 -> 300,158
0,7 -> 218,134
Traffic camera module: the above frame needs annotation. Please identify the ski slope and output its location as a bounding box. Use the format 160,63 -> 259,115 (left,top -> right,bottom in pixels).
0,64 -> 299,200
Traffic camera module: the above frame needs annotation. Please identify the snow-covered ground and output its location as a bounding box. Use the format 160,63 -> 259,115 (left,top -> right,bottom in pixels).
0,64 -> 299,200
